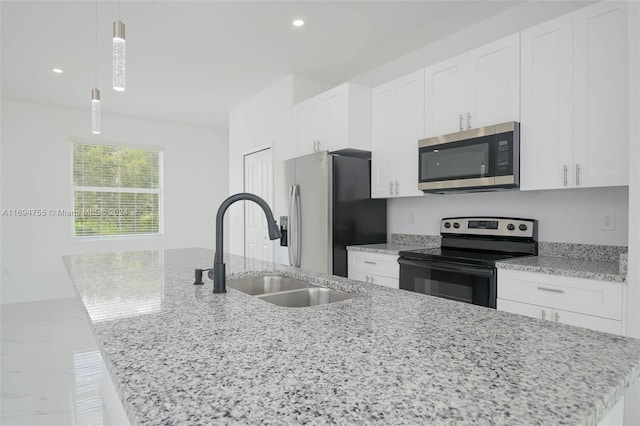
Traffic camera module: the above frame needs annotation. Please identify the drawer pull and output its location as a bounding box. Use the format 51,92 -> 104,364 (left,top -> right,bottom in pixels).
541,310 -> 546,320
554,312 -> 560,323
537,287 -> 564,294
363,261 -> 377,265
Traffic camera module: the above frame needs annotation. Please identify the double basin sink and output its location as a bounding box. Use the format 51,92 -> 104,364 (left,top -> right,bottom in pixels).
227,275 -> 356,307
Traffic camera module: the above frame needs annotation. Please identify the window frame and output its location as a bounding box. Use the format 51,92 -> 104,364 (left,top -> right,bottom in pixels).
70,138 -> 165,240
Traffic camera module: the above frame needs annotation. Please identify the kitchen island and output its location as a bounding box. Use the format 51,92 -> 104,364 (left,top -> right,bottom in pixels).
64,248 -> 640,425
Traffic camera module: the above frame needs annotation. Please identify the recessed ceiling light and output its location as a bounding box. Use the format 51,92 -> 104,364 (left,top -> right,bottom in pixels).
293,19 -> 304,27
52,68 -> 64,74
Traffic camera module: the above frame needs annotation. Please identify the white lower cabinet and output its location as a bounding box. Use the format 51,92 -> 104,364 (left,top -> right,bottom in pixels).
348,251 -> 399,289
497,269 -> 624,335
497,268 -> 627,425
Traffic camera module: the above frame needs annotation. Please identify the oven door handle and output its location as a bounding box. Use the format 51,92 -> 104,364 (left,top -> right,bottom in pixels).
398,258 -> 496,277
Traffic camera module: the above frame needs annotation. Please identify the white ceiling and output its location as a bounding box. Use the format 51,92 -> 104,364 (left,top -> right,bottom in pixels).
1,1 -> 530,130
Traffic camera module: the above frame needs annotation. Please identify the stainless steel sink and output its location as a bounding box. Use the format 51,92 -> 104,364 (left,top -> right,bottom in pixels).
256,288 -> 356,307
227,275 -> 315,295
227,275 -> 357,307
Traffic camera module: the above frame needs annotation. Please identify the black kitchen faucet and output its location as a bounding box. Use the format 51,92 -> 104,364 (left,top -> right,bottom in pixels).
207,193 -> 281,293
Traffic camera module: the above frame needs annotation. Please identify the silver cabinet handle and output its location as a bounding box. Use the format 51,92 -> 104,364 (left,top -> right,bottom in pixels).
576,164 -> 581,186
467,112 -> 471,129
370,276 -> 375,284
364,260 -> 377,265
459,114 -> 463,132
389,182 -> 393,195
563,165 -> 568,186
541,310 -> 546,320
313,141 -> 316,152
554,312 -> 560,323
395,181 -> 399,195
537,286 -> 565,294
365,276 -> 370,284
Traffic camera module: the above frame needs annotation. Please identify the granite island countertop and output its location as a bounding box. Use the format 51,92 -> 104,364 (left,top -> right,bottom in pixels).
64,248 -> 640,426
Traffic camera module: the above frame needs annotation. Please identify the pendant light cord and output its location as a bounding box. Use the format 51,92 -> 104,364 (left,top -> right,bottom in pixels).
94,0 -> 98,87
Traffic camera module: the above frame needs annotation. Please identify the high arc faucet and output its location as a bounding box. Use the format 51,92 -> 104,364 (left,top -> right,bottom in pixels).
208,193 -> 281,293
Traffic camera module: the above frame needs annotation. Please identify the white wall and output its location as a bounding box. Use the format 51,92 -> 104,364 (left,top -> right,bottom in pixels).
389,187 -> 629,245
624,1 -> 640,423
352,1 -> 597,87
0,100 -> 229,305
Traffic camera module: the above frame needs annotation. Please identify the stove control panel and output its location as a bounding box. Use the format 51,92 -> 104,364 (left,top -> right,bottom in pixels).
441,217 -> 537,239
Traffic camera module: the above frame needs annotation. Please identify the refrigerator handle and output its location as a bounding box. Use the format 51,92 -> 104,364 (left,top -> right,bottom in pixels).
288,184 -> 301,267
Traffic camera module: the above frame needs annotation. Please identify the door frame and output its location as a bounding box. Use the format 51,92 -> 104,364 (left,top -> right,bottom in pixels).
242,144 -> 273,261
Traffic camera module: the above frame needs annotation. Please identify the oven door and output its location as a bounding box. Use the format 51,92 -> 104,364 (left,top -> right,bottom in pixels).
398,257 -> 496,308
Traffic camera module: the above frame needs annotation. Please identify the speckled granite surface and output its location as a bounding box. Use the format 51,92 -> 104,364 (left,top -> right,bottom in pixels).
64,248 -> 640,426
620,253 -> 628,275
347,234 -> 440,255
496,256 -> 626,282
539,242 -> 627,262
390,233 -> 441,247
346,243 -> 423,255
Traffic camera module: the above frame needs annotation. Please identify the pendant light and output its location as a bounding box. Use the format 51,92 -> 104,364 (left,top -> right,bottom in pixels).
112,0 -> 125,92
91,0 -> 101,134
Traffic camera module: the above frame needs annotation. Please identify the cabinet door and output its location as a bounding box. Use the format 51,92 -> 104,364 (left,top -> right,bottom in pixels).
396,70 -> 425,197
371,82 -> 397,198
294,100 -> 318,156
424,54 -> 466,137
466,34 -> 520,130
348,269 -> 367,282
368,274 -> 399,289
573,2 -> 629,188
520,14 -> 573,191
318,86 -> 348,152
551,308 -> 622,335
497,298 -> 552,321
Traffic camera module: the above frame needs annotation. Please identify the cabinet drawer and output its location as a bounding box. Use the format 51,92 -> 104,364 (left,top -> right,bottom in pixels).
498,269 -> 623,320
497,298 -> 623,335
348,252 -> 399,279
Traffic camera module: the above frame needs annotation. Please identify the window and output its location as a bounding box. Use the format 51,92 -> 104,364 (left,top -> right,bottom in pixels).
73,142 -> 162,237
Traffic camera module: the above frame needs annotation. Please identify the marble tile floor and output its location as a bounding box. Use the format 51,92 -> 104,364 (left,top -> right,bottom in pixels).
1,297 -> 113,426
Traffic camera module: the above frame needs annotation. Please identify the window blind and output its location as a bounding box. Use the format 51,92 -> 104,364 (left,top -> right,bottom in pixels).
73,143 -> 161,237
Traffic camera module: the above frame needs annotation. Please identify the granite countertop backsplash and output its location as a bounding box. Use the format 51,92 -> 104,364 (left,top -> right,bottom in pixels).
497,242 -> 628,282
349,235 -> 628,282
64,248 -> 640,426
347,234 -> 440,255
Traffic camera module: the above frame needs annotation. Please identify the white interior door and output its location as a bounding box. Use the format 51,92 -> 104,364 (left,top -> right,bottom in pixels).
243,148 -> 273,262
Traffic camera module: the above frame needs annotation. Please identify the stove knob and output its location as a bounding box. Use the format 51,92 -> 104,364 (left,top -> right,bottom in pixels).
453,222 -> 460,229
519,224 -> 528,231
444,222 -> 451,229
507,223 -> 515,231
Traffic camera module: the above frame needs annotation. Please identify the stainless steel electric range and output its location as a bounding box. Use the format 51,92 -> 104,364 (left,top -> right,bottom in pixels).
398,217 -> 538,308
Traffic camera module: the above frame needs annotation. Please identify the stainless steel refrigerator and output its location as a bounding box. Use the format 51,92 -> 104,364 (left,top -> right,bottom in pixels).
274,150 -> 387,277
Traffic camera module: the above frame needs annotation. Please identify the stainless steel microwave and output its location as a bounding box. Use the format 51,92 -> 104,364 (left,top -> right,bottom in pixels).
418,122 -> 520,193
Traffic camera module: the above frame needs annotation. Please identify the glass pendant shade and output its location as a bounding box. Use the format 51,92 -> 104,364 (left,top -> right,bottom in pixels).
113,20 -> 125,92
91,88 -> 101,134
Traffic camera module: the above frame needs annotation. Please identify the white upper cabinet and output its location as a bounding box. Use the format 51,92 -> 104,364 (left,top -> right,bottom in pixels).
372,70 -> 424,198
293,83 -> 371,157
520,2 -> 629,190
466,34 -> 521,130
424,54 -> 466,137
572,1 -> 629,188
520,14 -> 573,190
424,34 -> 520,138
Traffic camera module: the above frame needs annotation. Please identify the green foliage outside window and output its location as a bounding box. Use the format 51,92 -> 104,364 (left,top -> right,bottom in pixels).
73,143 -> 161,237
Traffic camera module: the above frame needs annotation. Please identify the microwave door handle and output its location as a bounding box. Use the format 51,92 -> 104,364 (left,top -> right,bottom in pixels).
398,258 -> 496,278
